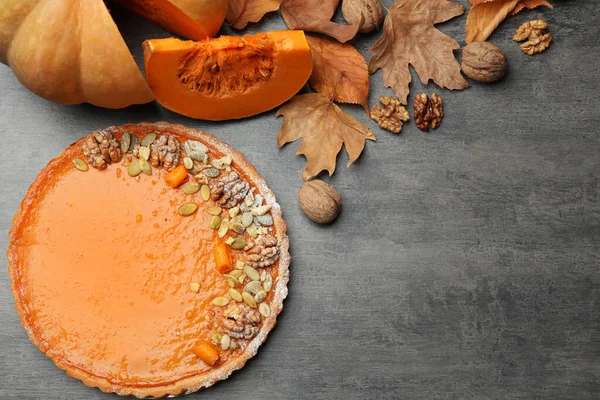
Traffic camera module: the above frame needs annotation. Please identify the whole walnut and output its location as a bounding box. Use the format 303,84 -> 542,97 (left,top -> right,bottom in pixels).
342,0 -> 384,33
461,41 -> 508,83
298,180 -> 342,224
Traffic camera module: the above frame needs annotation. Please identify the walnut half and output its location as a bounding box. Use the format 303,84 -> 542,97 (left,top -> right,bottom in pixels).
371,96 -> 410,134
82,130 -> 121,170
513,20 -> 552,56
413,93 -> 443,132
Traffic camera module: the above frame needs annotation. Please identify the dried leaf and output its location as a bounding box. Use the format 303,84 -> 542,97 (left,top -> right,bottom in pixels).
226,0 -> 281,29
369,0 -> 468,105
466,0 -> 520,43
280,0 -> 359,43
277,93 -> 375,180
306,36 -> 370,115
510,0 -> 552,15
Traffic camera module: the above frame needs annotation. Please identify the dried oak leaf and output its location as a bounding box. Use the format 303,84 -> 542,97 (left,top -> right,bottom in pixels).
280,0 -> 359,43
306,36 -> 370,115
277,93 -> 375,180
226,0 -> 281,29
510,0 -> 552,16
369,0 -> 468,105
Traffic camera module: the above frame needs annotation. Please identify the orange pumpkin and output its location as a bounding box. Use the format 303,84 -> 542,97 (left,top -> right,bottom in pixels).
0,0 -> 227,108
143,31 -> 313,120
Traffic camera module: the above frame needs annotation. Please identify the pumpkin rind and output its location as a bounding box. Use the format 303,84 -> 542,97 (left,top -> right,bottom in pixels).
143,30 -> 313,120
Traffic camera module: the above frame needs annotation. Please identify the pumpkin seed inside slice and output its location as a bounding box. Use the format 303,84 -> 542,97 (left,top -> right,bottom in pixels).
128,158 -> 142,177
140,132 -> 156,147
244,265 -> 260,281
178,202 -> 199,216
230,238 -> 247,250
210,329 -> 222,344
212,297 -> 230,306
229,269 -> 243,278
72,157 -> 88,172
139,158 -> 152,175
228,288 -> 243,302
221,334 -> 231,350
259,303 -> 271,317
206,206 -> 222,216
120,132 -> 131,154
223,274 -> 238,288
183,156 -> 194,169
218,218 -> 229,238
200,185 -> 210,201
209,215 -> 222,230
138,146 -> 151,161
244,281 -> 263,295
242,212 -> 254,227
254,290 -> 267,303
242,292 -> 257,308
127,134 -> 139,152
263,274 -> 273,291
182,182 -> 201,195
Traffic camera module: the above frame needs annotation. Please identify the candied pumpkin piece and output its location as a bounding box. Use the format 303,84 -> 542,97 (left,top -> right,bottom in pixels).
143,30 -> 313,120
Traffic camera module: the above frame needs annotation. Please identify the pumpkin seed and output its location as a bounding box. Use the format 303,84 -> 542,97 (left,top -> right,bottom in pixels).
200,185 -> 210,201
184,140 -> 208,161
178,202 -> 198,216
244,281 -> 263,295
242,292 -> 257,308
244,265 -> 260,281
221,334 -> 231,350
212,297 -> 229,306
140,133 -> 156,147
229,269 -> 243,278
252,194 -> 264,209
127,134 -> 139,152
209,215 -> 221,230
225,237 -> 235,245
263,274 -> 273,291
182,182 -> 200,194
254,290 -> 267,303
252,205 -> 271,216
238,273 -> 247,284
246,224 -> 259,238
259,303 -> 271,317
234,261 -> 245,270
242,212 -> 254,227
72,157 -> 88,172
230,221 -> 245,234
223,274 -> 238,288
204,168 -> 220,178
228,288 -> 243,302
206,206 -> 222,215
255,214 -> 273,227
128,158 -> 142,176
218,218 -> 229,238
120,132 -> 131,154
140,158 -> 152,175
138,146 -> 151,161
228,206 -> 240,218
230,238 -> 247,250
210,329 -> 222,344
183,156 -> 194,169
211,159 -> 226,169
260,269 -> 267,282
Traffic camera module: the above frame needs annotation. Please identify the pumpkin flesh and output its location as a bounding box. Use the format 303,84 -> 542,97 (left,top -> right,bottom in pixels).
143,31 -> 313,120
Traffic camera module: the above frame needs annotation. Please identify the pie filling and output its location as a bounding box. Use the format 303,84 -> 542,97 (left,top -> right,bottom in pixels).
10,126 -> 281,387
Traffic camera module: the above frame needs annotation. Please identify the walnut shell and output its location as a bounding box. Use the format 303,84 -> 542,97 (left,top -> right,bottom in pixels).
342,0 -> 384,34
298,180 -> 342,224
461,41 -> 508,83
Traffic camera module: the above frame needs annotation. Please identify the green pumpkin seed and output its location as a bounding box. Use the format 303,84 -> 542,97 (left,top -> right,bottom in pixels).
72,157 -> 88,172
212,297 -> 229,306
260,269 -> 267,282
210,329 -> 222,344
128,158 -> 142,176
178,202 -> 198,216
242,292 -> 257,308
183,157 -> 194,169
244,265 -> 260,281
263,274 -> 273,291
228,207 -> 240,218
246,224 -> 258,238
138,146 -> 151,161
238,273 -> 247,284
221,334 -> 231,350
182,182 -> 200,195
209,215 -> 221,230
230,238 -> 247,250
141,133 -> 156,147
259,303 -> 271,317
139,158 -> 152,175
254,290 -> 267,303
206,206 -> 222,215
184,140 -> 208,161
229,269 -> 243,278
230,221 -> 245,234
204,168 -> 220,178
228,288 -> 243,302
127,134 -> 139,152
242,212 -> 254,227
218,218 -> 229,238
120,132 -> 131,154
200,185 -> 210,201
244,281 -> 263,295
223,274 -> 238,288
235,261 -> 245,270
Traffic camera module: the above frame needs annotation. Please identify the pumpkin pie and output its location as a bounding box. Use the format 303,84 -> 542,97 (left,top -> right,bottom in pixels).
7,122 -> 290,397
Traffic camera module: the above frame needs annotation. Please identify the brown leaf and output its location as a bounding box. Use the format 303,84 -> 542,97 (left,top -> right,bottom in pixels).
510,0 -> 552,15
306,36 -> 370,115
368,0 -> 468,105
280,0 -> 359,43
226,0 -> 281,29
465,0 -> 520,43
277,93 -> 375,180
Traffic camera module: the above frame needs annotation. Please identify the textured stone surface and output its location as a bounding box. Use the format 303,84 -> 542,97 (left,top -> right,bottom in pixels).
0,1 -> 598,399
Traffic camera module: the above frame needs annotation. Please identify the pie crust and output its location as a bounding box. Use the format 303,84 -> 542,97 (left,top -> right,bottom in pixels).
7,122 -> 290,398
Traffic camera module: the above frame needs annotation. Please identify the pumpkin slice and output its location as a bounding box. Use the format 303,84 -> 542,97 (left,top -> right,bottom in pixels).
0,0 -> 153,108
143,31 -> 313,120
114,0 -> 228,40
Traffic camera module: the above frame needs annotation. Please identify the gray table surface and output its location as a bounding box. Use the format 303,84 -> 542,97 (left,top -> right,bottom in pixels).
1,1 -> 598,399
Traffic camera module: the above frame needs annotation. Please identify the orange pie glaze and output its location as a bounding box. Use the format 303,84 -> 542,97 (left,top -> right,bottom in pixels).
8,122 -> 290,397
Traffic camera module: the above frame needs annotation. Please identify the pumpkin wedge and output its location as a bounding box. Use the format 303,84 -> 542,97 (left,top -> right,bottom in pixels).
114,0 -> 228,40
143,31 -> 313,120
0,0 -> 154,108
